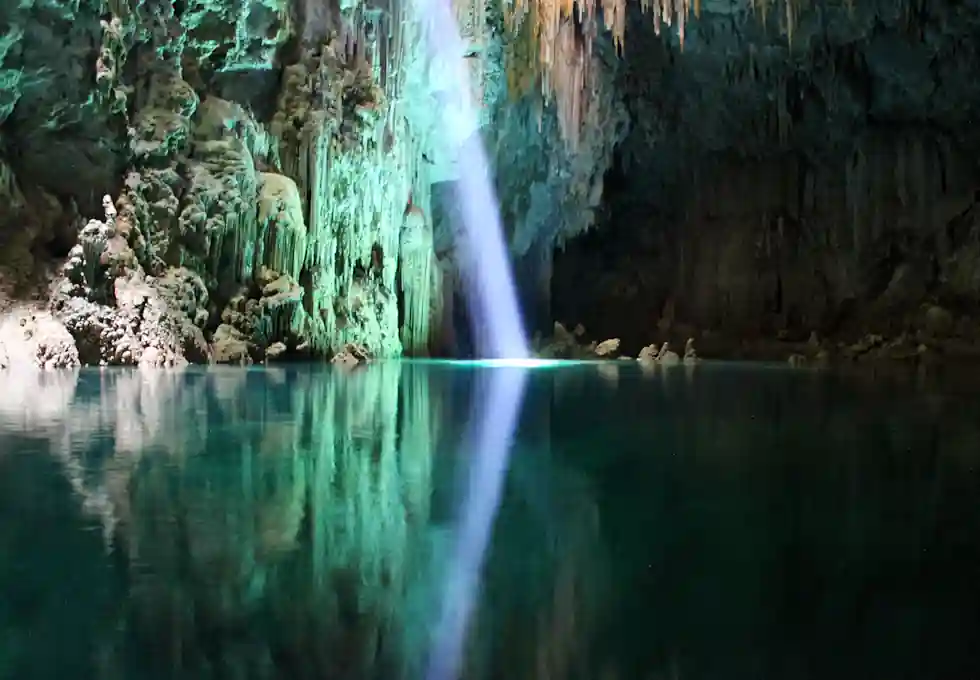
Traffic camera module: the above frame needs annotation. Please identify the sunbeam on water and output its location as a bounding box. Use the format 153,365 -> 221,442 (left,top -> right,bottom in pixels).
409,0 -> 531,675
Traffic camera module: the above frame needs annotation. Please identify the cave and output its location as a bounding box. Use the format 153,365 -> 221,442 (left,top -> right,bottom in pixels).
0,0 -> 977,367
3,2 -> 980,677
548,2 -> 980,362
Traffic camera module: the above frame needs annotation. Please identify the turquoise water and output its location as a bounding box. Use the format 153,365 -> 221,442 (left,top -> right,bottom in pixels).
1,361 -> 979,679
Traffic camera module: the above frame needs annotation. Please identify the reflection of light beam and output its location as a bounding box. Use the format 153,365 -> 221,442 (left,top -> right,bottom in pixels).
426,366 -> 529,680
412,0 -> 529,360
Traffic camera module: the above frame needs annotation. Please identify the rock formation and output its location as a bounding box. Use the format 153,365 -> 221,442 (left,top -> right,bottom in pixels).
553,1 -> 980,366
0,0 -> 621,366
2,0 -> 979,366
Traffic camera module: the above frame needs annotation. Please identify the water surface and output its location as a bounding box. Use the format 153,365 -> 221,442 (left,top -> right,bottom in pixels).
1,361 -> 979,680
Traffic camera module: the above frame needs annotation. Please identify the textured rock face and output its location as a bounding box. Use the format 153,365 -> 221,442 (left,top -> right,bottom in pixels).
554,2 -> 980,361
0,0 -> 618,366
0,308 -> 79,369
8,0 -> 966,367
0,0 -> 492,363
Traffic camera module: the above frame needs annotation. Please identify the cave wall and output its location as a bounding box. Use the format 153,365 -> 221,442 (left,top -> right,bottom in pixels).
554,0 -> 980,357
0,0 -> 621,365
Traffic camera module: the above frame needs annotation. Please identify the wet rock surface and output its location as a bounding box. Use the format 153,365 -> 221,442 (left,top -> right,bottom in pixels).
0,0 -> 413,367
552,3 -> 980,366
534,322 -> 624,360
3,0 -> 980,368
330,343 -> 372,368
0,308 -> 79,369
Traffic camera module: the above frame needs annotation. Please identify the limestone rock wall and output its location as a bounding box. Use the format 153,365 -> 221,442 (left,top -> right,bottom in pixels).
0,0 -> 620,365
427,0 -> 628,351
554,1 -> 980,361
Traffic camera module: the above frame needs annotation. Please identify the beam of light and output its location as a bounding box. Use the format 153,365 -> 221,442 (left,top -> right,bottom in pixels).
426,366 -> 529,680
412,0 -> 529,360
407,0 -> 533,674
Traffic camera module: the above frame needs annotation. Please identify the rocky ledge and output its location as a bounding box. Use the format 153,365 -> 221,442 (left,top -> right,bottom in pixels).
535,311 -> 980,372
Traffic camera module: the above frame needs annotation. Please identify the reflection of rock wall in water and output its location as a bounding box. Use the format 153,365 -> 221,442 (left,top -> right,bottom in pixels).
0,366 -> 438,677
0,366 -> 613,679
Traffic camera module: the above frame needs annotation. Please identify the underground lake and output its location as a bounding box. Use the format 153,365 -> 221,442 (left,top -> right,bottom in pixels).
1,360 -> 979,680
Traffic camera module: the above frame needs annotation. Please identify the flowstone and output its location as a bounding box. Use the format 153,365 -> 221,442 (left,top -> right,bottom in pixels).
0,307 -> 79,370
0,0 -> 612,366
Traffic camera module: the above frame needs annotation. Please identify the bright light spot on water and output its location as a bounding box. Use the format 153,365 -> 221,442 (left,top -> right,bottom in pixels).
410,358 -> 584,369
459,358 -> 571,368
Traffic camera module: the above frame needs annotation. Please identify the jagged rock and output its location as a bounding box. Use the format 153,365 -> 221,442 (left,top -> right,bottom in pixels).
637,343 -> 659,364
0,307 -> 79,369
265,342 -> 288,361
215,266 -> 304,358
877,334 -> 920,362
638,340 -> 683,365
806,332 -> 821,353
212,324 -> 253,365
535,322 -> 578,358
535,323 -> 624,359
54,268 -> 209,367
331,343 -> 371,368
683,337 -> 698,364
845,334 -> 885,359
656,342 -> 680,366
261,274 -> 303,306
554,322 -> 576,344
594,338 -> 620,357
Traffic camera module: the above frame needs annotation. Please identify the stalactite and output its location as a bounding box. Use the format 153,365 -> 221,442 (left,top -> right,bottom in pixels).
400,203 -> 435,355
0,156 -> 25,210
502,0 -> 823,143
256,173 -> 308,282
267,32 -> 427,356
183,134 -> 259,283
